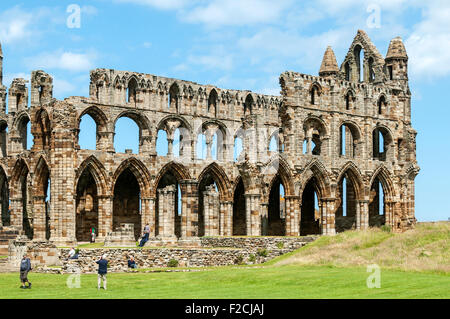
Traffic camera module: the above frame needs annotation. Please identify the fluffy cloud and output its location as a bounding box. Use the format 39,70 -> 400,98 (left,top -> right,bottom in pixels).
24,50 -> 97,72
113,0 -> 190,10
0,6 -> 34,44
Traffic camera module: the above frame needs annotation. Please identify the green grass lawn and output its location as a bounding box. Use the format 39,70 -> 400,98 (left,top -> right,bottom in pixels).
1,265 -> 448,299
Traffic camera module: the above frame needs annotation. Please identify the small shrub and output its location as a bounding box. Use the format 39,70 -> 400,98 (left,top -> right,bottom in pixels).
74,248 -> 80,255
248,254 -> 256,263
381,225 -> 391,233
257,248 -> 269,257
234,255 -> 244,265
276,242 -> 284,249
168,259 -> 178,267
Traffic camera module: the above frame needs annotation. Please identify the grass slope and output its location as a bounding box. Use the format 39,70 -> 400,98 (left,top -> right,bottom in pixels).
275,222 -> 450,274
0,222 -> 448,299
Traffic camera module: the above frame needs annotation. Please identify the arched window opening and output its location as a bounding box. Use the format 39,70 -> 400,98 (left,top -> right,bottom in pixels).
310,87 -> 317,105
18,117 -> 32,151
169,83 -> 179,112
336,175 -> 357,233
269,135 -> 278,153
300,178 -> 321,236
197,134 -> 206,160
345,92 -> 353,110
76,169 -> 99,242
234,136 -> 243,162
156,130 -> 169,156
127,78 -> 138,105
233,178 -> 246,235
388,65 -> 393,80
345,62 -> 351,81
340,124 -> 357,158
79,114 -> 97,150
354,45 -> 364,82
208,89 -> 218,117
369,176 -> 385,227
266,176 -> 286,236
114,117 -> 139,154
244,94 -> 253,116
368,57 -> 375,82
372,127 -> 390,161
113,168 -> 141,240
173,128 -> 181,157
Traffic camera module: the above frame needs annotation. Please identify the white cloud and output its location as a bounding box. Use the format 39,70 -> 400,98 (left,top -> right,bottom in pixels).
405,3 -> 450,80
0,7 -> 34,44
25,50 -> 97,72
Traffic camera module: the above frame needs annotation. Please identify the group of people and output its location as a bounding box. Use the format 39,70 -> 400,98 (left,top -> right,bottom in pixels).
18,225 -> 149,290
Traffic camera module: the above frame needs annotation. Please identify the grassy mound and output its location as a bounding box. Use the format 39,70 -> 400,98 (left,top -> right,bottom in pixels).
275,222 -> 449,273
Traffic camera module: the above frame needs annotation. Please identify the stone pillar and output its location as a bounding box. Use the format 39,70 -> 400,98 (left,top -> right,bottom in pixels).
179,179 -> 198,238
358,200 -> 369,230
219,200 -> 232,236
260,202 -> 268,236
157,185 -> 176,239
97,195 -> 112,240
285,195 -> 300,236
140,135 -> 152,154
32,195 -> 46,240
321,199 -> 336,235
245,194 -> 261,236
203,185 -> 219,236
9,197 -> 23,232
144,197 -> 156,237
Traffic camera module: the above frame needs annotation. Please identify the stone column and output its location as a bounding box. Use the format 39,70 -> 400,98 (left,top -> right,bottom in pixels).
9,197 -> 23,232
285,195 -> 300,236
245,194 -> 261,236
219,200 -> 233,236
321,198 -> 336,235
32,195 -> 46,240
97,195 -> 112,240
179,179 -> 199,238
358,200 -> 369,230
203,185 -> 219,236
157,185 -> 176,239
140,135 -> 152,154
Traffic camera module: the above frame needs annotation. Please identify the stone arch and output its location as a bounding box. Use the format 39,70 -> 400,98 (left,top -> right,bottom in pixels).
377,93 -> 388,115
369,165 -> 395,200
244,93 -> 253,115
75,155 -> 109,196
208,88 -> 218,117
232,175 -> 246,235
126,75 -> 139,105
113,110 -> 152,153
10,158 -> 32,239
197,162 -> 232,201
33,156 -> 51,240
344,88 -> 356,110
77,105 -> 109,150
368,166 -> 395,227
308,82 -> 322,105
13,111 -> 31,151
168,82 -> 180,112
152,161 -> 191,197
263,154 -> 294,200
303,116 -> 328,156
197,119 -> 229,161
338,120 -> 362,158
372,124 -> 394,161
113,157 -> 152,198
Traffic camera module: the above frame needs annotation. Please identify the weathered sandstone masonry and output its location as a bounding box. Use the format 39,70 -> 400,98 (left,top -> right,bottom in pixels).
0,30 -> 419,246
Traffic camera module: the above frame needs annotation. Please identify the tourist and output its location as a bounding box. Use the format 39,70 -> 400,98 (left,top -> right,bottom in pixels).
19,254 -> 32,289
128,256 -> 137,269
139,224 -> 150,247
96,254 -> 108,290
68,247 -> 78,259
90,226 -> 96,243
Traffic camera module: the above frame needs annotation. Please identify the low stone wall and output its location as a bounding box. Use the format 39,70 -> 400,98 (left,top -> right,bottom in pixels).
200,236 -> 317,250
59,247 -> 292,273
8,239 -> 61,267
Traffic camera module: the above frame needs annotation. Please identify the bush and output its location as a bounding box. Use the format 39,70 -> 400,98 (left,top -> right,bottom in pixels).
234,255 -> 244,265
276,242 -> 285,249
168,259 -> 179,267
257,248 -> 269,257
248,254 -> 256,263
381,225 -> 391,233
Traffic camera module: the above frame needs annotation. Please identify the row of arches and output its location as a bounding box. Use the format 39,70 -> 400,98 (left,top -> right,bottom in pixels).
0,155 -> 394,241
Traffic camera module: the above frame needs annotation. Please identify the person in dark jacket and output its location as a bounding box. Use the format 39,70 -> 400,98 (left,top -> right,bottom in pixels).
127,256 -> 137,269
19,254 -> 32,289
96,254 -> 108,290
139,224 -> 150,247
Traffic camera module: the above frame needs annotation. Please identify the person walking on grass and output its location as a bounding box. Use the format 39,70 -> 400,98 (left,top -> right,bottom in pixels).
19,254 -> 32,289
96,254 -> 108,290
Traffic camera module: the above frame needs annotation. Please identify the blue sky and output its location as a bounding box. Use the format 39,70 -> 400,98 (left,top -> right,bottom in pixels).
0,0 -> 449,221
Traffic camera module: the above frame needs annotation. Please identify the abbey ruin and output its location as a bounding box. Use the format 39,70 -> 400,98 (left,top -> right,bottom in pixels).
0,30 -> 419,246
